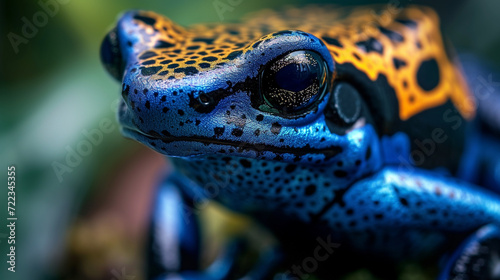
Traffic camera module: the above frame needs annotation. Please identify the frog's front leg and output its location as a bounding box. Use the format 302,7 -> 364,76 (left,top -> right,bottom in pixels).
147,172 -> 281,280
331,167 -> 500,269
439,224 -> 500,280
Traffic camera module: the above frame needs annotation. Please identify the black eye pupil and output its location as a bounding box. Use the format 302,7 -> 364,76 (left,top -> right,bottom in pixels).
275,63 -> 318,92
260,50 -> 329,115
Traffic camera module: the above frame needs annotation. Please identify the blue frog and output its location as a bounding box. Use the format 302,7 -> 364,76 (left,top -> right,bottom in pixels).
100,5 -> 500,280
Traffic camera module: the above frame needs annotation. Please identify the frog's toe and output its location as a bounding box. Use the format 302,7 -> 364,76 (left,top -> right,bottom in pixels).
439,224 -> 500,280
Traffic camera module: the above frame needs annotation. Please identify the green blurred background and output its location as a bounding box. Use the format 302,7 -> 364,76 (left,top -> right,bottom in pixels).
1,0 -> 500,279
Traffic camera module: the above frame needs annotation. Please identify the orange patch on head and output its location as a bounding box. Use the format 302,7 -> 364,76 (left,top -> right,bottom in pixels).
313,6 -> 475,120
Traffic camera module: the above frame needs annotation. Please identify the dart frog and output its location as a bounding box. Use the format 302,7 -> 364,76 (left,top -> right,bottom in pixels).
100,5 -> 500,280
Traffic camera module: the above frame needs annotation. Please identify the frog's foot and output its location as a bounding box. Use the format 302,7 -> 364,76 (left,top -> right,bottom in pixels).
148,173 -> 283,280
439,224 -> 500,280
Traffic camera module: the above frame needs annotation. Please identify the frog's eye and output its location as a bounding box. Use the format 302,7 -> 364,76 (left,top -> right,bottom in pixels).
259,51 -> 329,116
100,28 -> 124,81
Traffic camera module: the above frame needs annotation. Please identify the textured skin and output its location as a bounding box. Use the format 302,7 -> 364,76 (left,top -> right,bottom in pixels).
100,5 -> 500,279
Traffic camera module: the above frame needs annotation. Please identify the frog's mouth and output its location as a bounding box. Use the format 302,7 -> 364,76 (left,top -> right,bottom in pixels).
119,98 -> 343,160
121,125 -> 343,160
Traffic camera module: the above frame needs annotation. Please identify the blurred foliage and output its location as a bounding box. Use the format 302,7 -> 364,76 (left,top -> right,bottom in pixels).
1,0 -> 499,280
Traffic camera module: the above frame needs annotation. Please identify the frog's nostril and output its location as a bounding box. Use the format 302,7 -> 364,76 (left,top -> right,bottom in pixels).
100,27 -> 124,81
197,93 -> 212,106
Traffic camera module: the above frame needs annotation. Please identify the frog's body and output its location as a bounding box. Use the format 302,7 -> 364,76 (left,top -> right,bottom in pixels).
101,5 -> 500,279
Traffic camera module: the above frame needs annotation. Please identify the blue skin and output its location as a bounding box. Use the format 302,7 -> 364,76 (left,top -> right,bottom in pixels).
102,10 -> 500,280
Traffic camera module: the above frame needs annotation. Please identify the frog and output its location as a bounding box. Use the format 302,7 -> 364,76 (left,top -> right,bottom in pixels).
100,5 -> 500,280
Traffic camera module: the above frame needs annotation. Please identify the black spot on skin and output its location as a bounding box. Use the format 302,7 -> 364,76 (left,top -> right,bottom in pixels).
185,60 -> 196,65
162,107 -> 169,113
231,128 -> 243,137
374,213 -> 384,220
256,114 -> 264,121
271,123 -> 282,135
427,209 -> 437,214
174,67 -> 199,75
140,66 -> 162,76
395,19 -> 418,29
187,45 -> 200,50
193,38 -> 215,44
226,50 -> 243,60
365,146 -> 372,160
334,170 -> 348,178
321,36 -> 343,47
202,56 -> 218,62
254,129 -> 261,136
400,198 -> 409,206
393,58 -> 407,69
143,89 -> 148,95
161,96 -> 167,102
158,71 -> 169,76
378,26 -> 404,42
285,164 -> 297,173
252,41 -> 262,48
167,63 -> 179,69
356,38 -> 384,54
199,63 -> 211,69
145,101 -> 150,109
139,51 -> 157,60
178,109 -> 185,116
133,15 -> 156,26
214,127 -> 225,137
304,184 -> 316,196
160,60 -> 173,64
346,209 -> 354,215
155,40 -> 175,49
239,159 -> 252,168
142,60 -> 155,65
417,58 -> 440,91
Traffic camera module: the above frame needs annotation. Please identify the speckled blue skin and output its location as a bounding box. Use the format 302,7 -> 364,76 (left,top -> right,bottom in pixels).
101,8 -> 500,280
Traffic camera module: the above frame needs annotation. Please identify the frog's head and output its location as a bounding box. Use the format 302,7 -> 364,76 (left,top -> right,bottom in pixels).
101,10 -> 380,169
